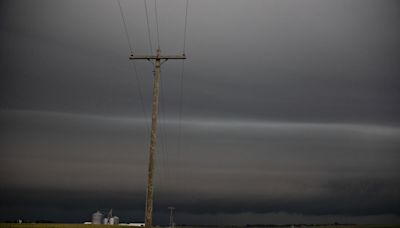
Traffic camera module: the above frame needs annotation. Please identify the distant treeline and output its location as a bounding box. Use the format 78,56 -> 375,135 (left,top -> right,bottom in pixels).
245,224 -> 355,227
177,223 -> 355,227
2,220 -> 55,223
245,223 -> 355,227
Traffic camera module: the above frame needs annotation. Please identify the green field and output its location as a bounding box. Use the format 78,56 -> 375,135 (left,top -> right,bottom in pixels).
0,224 -> 116,228
1,225 -> 400,228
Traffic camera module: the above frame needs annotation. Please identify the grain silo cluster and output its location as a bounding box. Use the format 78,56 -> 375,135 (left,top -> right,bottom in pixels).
92,209 -> 119,225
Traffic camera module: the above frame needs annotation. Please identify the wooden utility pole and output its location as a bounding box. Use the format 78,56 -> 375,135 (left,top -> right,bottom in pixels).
168,207 -> 175,228
129,49 -> 186,228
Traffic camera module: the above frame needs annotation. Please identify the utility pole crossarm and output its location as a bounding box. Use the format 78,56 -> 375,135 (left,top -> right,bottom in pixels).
129,54 -> 186,60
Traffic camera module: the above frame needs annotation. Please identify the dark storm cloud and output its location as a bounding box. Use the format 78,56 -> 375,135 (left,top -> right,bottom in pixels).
1,110 -> 399,223
1,0 -> 400,224
1,0 -> 399,123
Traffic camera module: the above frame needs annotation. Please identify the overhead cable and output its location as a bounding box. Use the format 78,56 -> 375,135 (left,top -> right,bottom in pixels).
154,0 -> 161,50
144,0 -> 154,54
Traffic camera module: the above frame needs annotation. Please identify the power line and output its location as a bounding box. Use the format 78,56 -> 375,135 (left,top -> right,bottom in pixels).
131,62 -> 150,134
116,0 -> 134,52
177,0 -> 189,177
115,0 -> 149,143
155,111 -> 167,194
159,75 -> 170,180
144,0 -> 154,54
183,0 -> 189,54
177,61 -> 185,154
154,0 -> 161,50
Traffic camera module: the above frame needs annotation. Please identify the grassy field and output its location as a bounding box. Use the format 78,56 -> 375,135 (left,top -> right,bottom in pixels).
0,224 -> 117,228
1,225 -> 400,228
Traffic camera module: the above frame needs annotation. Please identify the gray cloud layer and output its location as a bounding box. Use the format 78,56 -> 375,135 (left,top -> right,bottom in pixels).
1,110 -> 399,223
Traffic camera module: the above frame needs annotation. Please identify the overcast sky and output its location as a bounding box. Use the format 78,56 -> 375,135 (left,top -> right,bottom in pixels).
1,0 -> 400,225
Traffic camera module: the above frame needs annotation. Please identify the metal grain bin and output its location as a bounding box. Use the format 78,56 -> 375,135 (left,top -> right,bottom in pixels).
110,216 -> 119,225
92,211 -> 103,224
